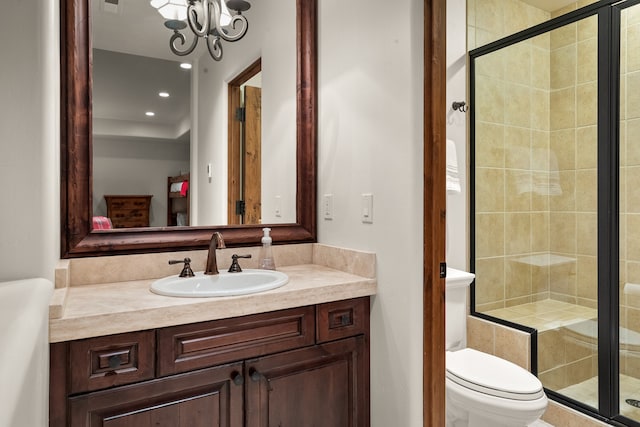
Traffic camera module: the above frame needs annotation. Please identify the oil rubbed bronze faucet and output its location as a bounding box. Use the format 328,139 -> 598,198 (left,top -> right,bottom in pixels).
204,232 -> 226,275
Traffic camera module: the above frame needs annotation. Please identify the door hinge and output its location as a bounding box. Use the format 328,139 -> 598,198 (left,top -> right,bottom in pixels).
235,107 -> 246,122
439,262 -> 447,278
235,200 -> 246,215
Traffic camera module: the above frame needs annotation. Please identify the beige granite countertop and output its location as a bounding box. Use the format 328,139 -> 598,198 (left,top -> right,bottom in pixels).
49,244 -> 377,343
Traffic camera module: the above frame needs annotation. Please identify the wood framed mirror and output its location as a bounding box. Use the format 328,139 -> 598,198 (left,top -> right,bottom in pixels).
60,0 -> 317,257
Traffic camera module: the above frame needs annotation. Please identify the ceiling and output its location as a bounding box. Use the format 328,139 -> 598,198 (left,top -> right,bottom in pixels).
519,0 -> 584,12
91,0 -> 194,141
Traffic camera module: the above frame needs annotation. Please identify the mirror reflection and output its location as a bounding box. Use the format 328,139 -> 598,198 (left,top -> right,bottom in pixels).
90,0 -> 296,229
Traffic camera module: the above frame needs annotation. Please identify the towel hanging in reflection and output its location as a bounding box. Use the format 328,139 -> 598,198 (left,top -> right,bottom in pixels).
447,139 -> 461,194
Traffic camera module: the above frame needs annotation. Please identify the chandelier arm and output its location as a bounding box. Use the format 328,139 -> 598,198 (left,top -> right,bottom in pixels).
215,14 -> 248,42
187,0 -> 210,38
169,31 -> 199,56
206,35 -> 223,61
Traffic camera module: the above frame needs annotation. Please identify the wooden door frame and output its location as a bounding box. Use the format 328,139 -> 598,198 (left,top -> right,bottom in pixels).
423,0 -> 447,426
227,58 -> 262,225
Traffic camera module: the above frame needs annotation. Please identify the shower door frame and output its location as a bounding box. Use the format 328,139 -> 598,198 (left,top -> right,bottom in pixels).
468,0 -> 639,424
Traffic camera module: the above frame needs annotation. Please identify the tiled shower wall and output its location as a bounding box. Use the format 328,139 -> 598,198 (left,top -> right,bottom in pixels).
471,0 -> 603,313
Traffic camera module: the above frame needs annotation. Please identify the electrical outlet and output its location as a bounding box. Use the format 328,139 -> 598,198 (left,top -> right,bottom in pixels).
323,194 -> 333,220
275,195 -> 282,218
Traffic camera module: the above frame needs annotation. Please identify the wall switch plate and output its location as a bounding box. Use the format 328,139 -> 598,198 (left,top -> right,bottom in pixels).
275,195 -> 282,218
361,193 -> 373,224
323,194 -> 333,220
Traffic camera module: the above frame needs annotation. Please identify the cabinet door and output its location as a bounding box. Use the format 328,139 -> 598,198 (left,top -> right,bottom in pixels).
245,336 -> 369,427
69,363 -> 244,427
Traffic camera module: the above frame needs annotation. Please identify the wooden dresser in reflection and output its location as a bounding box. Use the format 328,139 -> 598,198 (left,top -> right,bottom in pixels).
104,195 -> 152,228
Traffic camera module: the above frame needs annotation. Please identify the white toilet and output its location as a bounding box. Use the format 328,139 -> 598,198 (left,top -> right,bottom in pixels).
445,268 -> 548,427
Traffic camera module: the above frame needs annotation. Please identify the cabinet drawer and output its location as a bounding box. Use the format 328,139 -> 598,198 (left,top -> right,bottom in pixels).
316,297 -> 370,343
69,330 -> 155,394
157,306 -> 316,376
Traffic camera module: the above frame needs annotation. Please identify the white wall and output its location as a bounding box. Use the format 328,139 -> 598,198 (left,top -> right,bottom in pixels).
317,0 -> 424,425
194,0 -> 296,225
0,0 -> 59,282
446,0 -> 469,269
93,137 -> 189,227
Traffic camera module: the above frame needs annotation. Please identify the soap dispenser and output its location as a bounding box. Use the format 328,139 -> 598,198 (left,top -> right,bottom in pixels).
258,227 -> 276,270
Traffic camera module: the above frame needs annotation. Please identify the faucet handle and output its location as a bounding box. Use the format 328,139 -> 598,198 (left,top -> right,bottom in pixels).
228,254 -> 252,273
168,257 -> 195,277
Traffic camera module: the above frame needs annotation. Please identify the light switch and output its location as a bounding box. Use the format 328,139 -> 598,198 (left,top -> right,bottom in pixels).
362,194 -> 373,224
323,194 -> 333,220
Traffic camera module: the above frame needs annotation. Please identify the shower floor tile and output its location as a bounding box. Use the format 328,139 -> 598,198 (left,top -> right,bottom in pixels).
483,299 -> 597,332
557,374 -> 640,421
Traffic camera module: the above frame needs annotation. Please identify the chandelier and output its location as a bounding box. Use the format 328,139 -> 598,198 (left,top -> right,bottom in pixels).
151,0 -> 251,61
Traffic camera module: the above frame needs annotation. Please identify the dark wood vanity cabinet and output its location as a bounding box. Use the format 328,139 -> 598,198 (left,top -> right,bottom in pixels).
50,297 -> 370,427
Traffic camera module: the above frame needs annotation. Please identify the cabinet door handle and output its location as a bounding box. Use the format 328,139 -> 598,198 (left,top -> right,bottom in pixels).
231,371 -> 244,386
249,368 -> 262,382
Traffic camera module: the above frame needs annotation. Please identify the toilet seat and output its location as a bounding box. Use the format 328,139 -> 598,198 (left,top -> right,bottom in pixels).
446,348 -> 544,401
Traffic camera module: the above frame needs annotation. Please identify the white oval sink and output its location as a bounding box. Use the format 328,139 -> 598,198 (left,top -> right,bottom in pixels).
150,269 -> 289,297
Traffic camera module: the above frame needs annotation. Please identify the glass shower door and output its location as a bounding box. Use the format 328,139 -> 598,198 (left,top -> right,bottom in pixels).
619,1 -> 640,422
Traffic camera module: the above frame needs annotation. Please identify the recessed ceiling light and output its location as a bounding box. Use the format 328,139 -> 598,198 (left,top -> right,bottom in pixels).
159,91 -> 170,98
145,111 -> 155,117
180,63 -> 192,70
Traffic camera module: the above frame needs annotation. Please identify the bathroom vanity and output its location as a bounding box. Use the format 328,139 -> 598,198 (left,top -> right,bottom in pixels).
48,244 -> 376,427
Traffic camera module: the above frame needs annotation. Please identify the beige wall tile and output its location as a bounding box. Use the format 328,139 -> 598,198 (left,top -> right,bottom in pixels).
577,255 -> 597,300
476,213 -> 506,258
551,129 -> 576,170
551,45 -> 577,89
504,43 -> 532,85
577,213 -> 597,256
577,38 -> 597,84
566,356 -> 596,385
531,89 -> 550,131
475,257 -> 506,306
475,122 -> 505,168
626,119 -> 640,166
540,365 -> 568,390
627,25 -> 640,73
476,49 -> 504,79
475,0 -> 504,34
476,28 -> 502,48
475,75 -> 505,123
505,126 -> 531,169
505,170 -> 532,212
495,324 -> 530,369
550,260 -> 578,296
532,212 -> 550,252
466,316 -> 495,355
467,0 -> 476,28
575,169 -> 597,212
551,170 -> 576,212
505,213 -> 532,255
539,328 -> 565,372
543,401 -> 609,427
550,212 -> 577,254
578,14 -> 598,41
551,87 -> 576,130
626,214 -> 640,261
475,168 -> 505,213
576,82 -> 598,127
531,30 -> 550,50
576,126 -> 597,169
627,71 -> 640,119
628,5 -> 640,27
504,83 -> 532,127
505,258 -> 532,299
503,0 -> 529,35
531,47 -> 550,89
626,166 -> 640,214
551,22 -> 577,50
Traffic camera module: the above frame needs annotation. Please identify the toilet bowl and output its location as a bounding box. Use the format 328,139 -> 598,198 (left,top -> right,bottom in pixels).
446,348 -> 547,427
445,268 -> 548,427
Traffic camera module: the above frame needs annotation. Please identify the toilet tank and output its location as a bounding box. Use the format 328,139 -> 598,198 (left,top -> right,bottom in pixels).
445,268 -> 475,351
